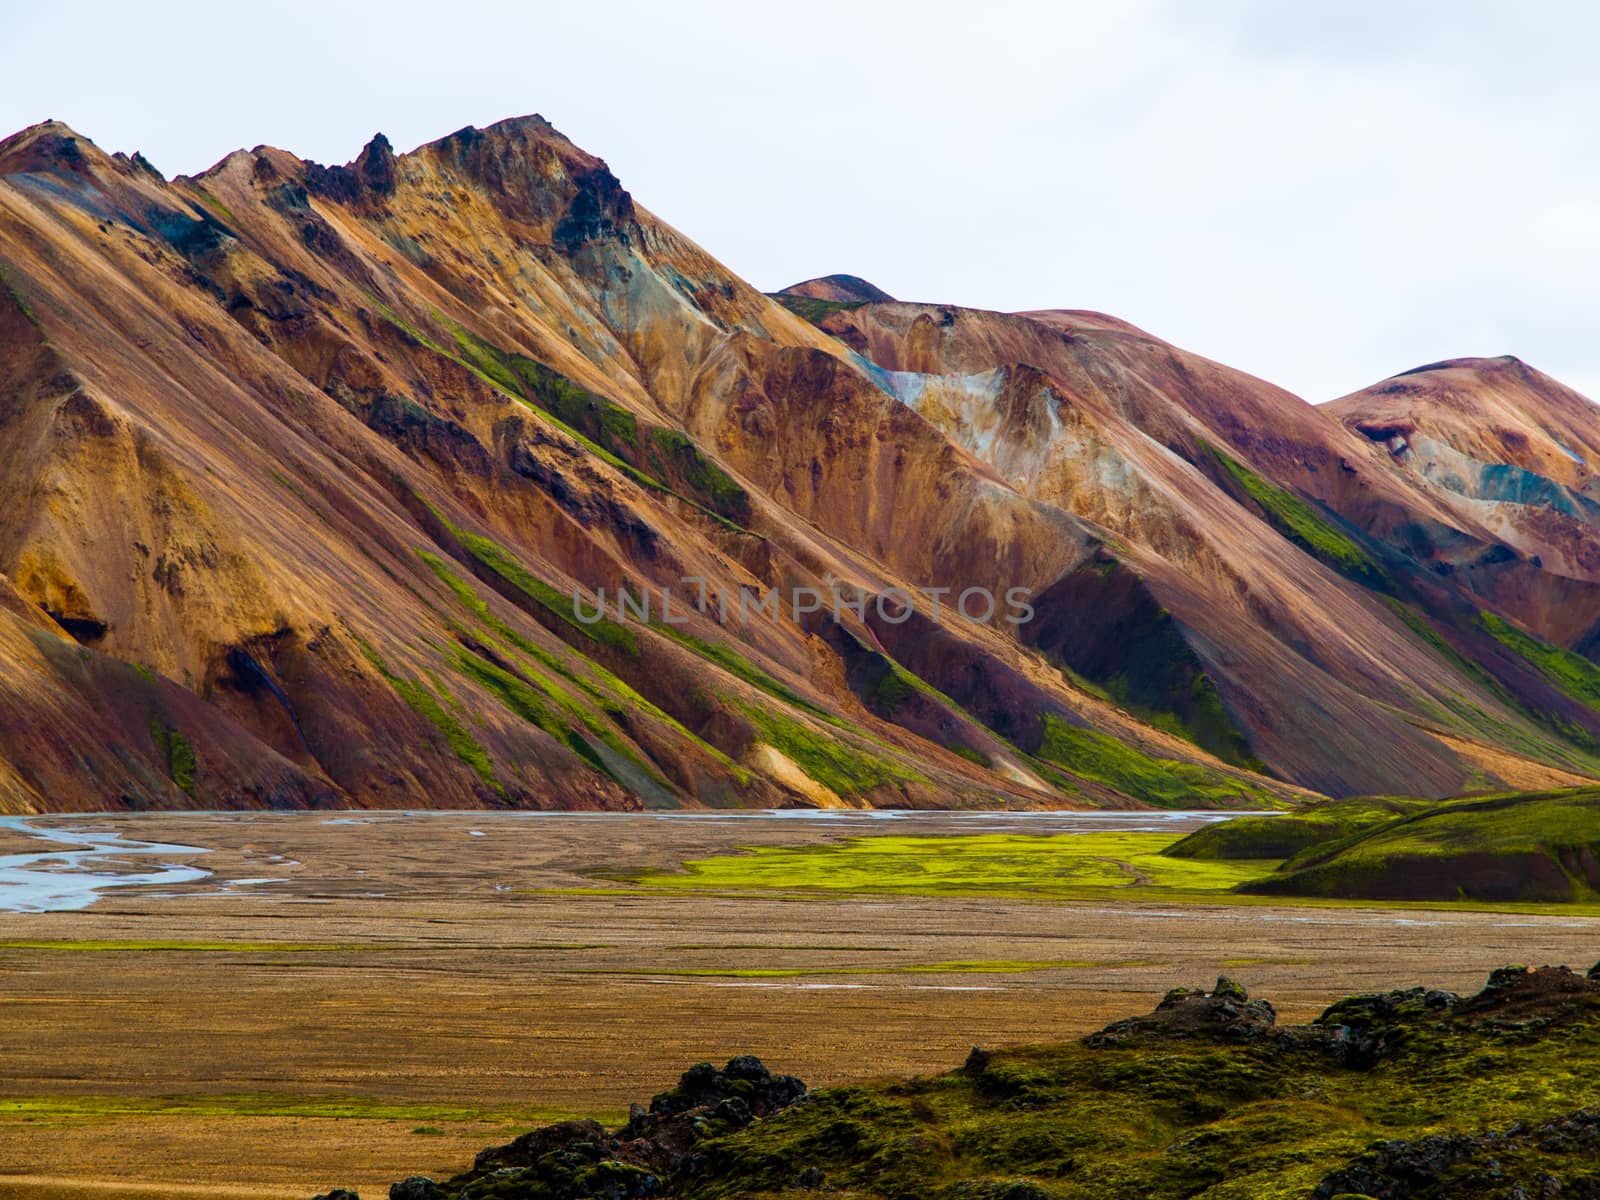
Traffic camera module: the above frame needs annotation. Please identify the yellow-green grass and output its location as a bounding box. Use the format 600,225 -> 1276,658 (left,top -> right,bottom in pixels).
609,829 -> 1600,915
0,1093 -> 625,1128
622,832 -> 1273,899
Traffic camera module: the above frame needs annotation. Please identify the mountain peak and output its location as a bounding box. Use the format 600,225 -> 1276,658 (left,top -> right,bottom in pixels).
0,117 -> 80,145
0,119 -> 164,184
408,114 -> 636,244
0,119 -> 104,177
479,112 -> 561,139
1390,354 -> 1530,382
1343,354 -> 1592,414
302,131 -> 400,202
780,274 -> 896,304
1329,352 -> 1600,523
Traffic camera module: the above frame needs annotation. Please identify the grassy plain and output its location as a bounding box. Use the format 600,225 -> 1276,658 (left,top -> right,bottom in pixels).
623,831 -> 1272,897
1,811 -> 1597,1196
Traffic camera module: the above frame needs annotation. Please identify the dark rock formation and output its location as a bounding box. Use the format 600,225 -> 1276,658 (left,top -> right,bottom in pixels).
1085,976 -> 1278,1045
430,1056 -> 806,1199
1315,1109 -> 1600,1199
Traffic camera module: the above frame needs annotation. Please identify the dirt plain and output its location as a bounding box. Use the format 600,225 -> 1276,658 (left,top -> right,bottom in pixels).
2,810 -> 1598,1198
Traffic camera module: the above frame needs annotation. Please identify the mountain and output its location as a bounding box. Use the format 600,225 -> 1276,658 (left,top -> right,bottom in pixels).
791,299 -> 1600,794
2,115 -> 1600,812
1328,356 -> 1600,645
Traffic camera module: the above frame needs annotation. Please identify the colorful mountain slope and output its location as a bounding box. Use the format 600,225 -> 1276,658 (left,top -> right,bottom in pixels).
1,114 -> 1598,810
794,298 -> 1600,795
1329,356 -> 1600,643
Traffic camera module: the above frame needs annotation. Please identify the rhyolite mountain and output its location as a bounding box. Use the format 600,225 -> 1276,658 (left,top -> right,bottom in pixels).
4,115 -> 1600,813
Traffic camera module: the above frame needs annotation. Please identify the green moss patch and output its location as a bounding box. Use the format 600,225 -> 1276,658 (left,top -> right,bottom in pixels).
625,831 -> 1273,899
449,327 -> 751,526
370,302 -> 648,481
1479,610 -> 1600,710
1204,441 -> 1388,590
149,718 -> 197,796
452,328 -> 641,456
732,700 -> 925,796
1383,598 -> 1600,766
1026,557 -> 1262,770
1037,715 -> 1277,808
645,428 -> 751,524
0,261 -> 43,326
196,189 -> 237,224
1165,796 -> 1433,860
771,293 -> 867,324
441,520 -> 637,656
356,636 -> 504,797
417,544 -> 748,784
657,626 -> 824,716
0,1093 -> 619,1127
454,646 -> 664,790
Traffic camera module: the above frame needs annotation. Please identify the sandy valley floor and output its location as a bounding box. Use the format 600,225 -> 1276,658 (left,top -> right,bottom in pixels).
1,810 -> 1597,1198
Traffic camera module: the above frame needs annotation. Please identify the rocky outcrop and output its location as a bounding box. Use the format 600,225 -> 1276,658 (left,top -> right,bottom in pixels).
1314,1109 -> 1600,1199
1083,964 -> 1600,1068
329,1057 -> 809,1200
1084,976 -> 1279,1046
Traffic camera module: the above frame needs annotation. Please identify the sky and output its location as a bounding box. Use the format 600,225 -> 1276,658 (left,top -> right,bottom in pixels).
3,0 -> 1596,403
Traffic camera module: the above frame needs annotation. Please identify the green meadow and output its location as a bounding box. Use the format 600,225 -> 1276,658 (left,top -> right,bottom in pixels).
615,813 -> 1600,914
622,831 -> 1273,900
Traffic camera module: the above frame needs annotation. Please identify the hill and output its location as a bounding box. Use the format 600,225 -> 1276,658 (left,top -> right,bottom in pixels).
1232,787 -> 1600,902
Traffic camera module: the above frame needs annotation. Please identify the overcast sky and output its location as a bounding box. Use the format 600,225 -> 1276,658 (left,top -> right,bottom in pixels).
4,0 -> 1596,403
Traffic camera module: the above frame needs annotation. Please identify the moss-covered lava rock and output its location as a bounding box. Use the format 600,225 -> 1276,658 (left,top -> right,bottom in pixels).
349,964 -> 1600,1199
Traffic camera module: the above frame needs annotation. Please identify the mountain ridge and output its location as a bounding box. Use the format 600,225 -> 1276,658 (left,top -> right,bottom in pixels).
2,114 -> 1598,811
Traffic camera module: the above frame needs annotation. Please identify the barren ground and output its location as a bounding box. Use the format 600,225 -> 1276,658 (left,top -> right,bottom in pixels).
2,811 -> 1597,1198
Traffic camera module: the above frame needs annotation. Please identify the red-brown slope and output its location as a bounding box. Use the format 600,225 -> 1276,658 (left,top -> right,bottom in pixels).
802,301 -> 1600,794
1328,358 -> 1600,643
0,117 -> 1296,811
